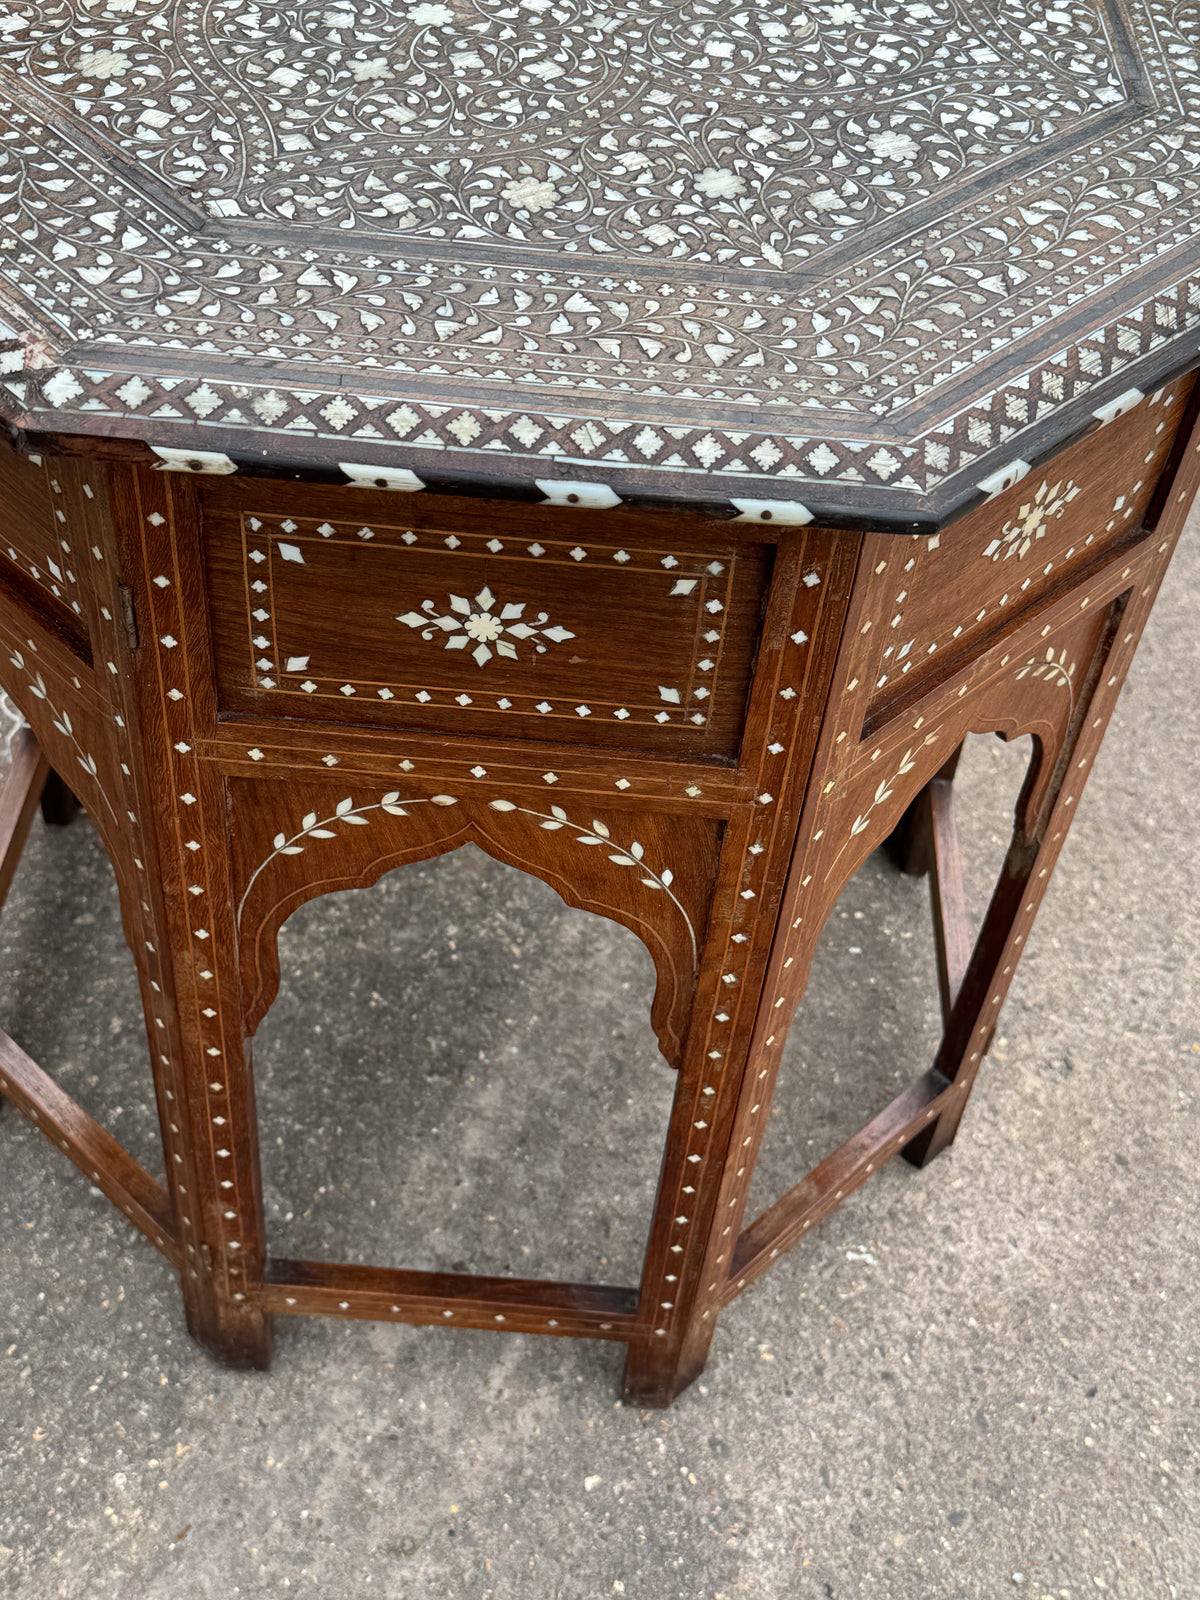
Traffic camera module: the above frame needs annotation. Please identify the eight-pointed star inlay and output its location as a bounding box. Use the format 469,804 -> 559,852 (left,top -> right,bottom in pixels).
397,586 -> 577,667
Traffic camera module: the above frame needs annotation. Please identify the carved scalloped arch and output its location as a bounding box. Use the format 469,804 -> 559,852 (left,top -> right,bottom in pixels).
237,812 -> 717,1068
794,604 -> 1116,994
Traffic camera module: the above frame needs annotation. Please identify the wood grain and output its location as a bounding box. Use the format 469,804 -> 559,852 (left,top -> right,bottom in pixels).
201,477 -> 776,759
0,371 -> 1196,1406
0,727 -> 48,920
0,1027 -> 178,1265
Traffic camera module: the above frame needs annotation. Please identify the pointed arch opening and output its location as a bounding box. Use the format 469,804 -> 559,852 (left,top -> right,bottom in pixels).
744,730 -> 1036,1234
253,842 -> 676,1289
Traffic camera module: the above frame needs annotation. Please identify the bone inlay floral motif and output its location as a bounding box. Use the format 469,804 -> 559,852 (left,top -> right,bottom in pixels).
238,791 -> 697,962
2,2 -> 1199,521
1016,645 -> 1078,713
488,798 -> 697,962
240,511 -> 741,733
236,791 -> 454,925
824,733 -> 940,882
6,648 -> 119,824
0,0 -> 1125,268
397,586 -> 576,668
987,480 -> 1082,562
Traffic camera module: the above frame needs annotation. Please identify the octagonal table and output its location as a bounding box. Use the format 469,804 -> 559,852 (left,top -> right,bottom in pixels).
0,0 -> 1197,1404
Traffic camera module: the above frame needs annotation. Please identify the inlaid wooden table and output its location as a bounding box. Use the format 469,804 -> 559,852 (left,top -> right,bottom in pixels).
0,1 -> 1198,1405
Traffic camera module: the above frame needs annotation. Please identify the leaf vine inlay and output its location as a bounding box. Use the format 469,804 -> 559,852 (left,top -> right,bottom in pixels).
824,733 -> 940,882
237,789 -> 696,961
1016,645 -> 1077,713
7,650 -> 119,823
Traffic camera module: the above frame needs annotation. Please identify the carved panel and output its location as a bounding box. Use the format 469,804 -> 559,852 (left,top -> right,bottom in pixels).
231,778 -> 722,1065
202,483 -> 774,757
839,606 -> 1116,886
755,575 -> 1131,1067
0,625 -> 117,839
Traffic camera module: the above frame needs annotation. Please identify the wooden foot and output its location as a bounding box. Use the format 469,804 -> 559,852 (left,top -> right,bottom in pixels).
621,1319 -> 714,1408
185,1296 -> 274,1371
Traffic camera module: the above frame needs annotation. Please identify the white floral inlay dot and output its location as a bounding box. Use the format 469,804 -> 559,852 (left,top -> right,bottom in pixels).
397,585 -> 576,667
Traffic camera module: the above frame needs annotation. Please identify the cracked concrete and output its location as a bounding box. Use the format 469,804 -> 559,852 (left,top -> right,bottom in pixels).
1,513 -> 1198,1599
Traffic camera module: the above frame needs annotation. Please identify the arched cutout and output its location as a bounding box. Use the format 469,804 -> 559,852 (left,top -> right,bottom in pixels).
253,843 -> 676,1288
232,779 -> 722,1067
745,731 -> 1035,1227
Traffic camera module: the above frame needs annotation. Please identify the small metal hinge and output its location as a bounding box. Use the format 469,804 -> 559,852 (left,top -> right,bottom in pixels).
118,584 -> 139,651
199,1242 -> 213,1272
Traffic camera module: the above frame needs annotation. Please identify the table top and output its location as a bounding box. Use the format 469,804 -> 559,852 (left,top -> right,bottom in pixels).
0,1 -> 1197,528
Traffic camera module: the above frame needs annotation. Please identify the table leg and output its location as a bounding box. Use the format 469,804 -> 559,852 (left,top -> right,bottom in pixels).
625,478 -> 1194,1403
620,1050 -> 730,1406
618,530 -> 853,1407
882,743 -> 963,878
114,465 -> 274,1370
0,727 -> 49,919
903,537 -> 1182,1167
0,727 -> 49,1124
140,828 -> 275,1371
39,767 -> 81,827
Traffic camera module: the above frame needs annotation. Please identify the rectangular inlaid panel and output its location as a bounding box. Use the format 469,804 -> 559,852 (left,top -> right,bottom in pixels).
861,379 -> 1194,726
202,485 -> 774,759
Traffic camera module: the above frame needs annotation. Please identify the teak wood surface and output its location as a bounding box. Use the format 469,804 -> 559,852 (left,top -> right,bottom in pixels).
2,0 -> 1199,1407
1,370 -> 1197,1403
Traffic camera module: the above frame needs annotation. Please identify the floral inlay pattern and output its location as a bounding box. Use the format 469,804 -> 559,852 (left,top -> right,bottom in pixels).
6,649 -> 119,824
824,733 -> 939,881
236,789 -> 451,923
987,479 -> 1081,562
237,790 -> 696,960
397,585 -> 575,669
488,798 -> 696,962
1,1 -> 1198,517
0,0 -> 1127,269
240,511 -> 738,734
1016,644 -> 1077,713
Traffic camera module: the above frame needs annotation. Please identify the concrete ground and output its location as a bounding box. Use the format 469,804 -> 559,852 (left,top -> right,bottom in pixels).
1,513 -> 1198,1600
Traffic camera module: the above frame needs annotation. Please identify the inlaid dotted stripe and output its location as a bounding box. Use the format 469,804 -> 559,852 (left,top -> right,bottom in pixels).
641,546 -> 827,1342
218,740 -> 732,804
2,465 -> 84,618
865,386 -> 1179,698
140,489 -> 257,1308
